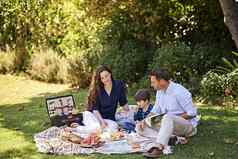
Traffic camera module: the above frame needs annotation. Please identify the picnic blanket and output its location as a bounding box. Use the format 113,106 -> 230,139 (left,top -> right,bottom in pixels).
34,127 -> 159,155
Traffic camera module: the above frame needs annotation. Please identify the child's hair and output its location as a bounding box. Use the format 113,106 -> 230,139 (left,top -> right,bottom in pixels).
134,89 -> 151,102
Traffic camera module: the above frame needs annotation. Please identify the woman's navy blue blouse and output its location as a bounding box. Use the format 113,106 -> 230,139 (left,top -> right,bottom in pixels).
92,80 -> 128,121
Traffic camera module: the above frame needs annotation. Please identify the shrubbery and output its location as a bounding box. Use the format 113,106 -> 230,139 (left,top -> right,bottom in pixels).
27,49 -> 67,83
0,0 -> 236,106
149,42 -> 193,84
129,76 -> 151,95
200,72 -> 226,102
67,53 -> 91,88
200,69 -> 238,105
100,41 -> 151,83
146,42 -> 229,94
226,69 -> 238,97
27,49 -> 94,88
0,50 -> 16,74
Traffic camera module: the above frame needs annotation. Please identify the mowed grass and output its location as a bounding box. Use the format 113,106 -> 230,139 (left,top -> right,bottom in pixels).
0,74 -> 237,159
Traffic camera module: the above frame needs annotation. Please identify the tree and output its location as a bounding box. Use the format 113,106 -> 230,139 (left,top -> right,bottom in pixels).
219,0 -> 238,49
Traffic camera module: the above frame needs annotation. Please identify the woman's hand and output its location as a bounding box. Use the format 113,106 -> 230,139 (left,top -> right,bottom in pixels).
101,120 -> 108,129
64,127 -> 72,132
93,110 -> 108,129
70,123 -> 80,128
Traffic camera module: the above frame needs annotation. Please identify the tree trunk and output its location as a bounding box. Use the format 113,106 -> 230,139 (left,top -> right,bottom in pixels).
219,0 -> 238,49
15,13 -> 29,72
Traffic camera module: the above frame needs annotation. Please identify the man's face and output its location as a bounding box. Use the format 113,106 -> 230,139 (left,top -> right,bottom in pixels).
150,76 -> 168,90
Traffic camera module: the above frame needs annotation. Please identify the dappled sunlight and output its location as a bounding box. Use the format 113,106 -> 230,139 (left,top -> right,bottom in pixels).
0,75 -> 237,159
23,120 -> 45,130
202,115 -> 220,121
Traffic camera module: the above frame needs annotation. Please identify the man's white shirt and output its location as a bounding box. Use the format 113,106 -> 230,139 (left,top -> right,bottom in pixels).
151,81 -> 199,127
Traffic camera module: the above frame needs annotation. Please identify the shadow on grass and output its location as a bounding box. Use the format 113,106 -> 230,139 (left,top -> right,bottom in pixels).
0,89 -> 87,140
0,90 -> 237,159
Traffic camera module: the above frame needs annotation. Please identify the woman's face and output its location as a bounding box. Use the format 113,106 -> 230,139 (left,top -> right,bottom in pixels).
100,70 -> 112,86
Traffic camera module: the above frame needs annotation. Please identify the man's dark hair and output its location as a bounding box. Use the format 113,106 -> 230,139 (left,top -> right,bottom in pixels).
149,68 -> 171,81
134,89 -> 151,102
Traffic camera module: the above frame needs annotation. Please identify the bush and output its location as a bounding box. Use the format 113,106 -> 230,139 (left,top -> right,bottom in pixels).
129,76 -> 151,95
100,40 -> 151,83
148,42 -> 230,95
192,43 -> 229,75
149,42 -> 193,83
200,72 -> 226,101
200,70 -> 238,105
216,51 -> 238,73
226,69 -> 238,97
67,53 -> 91,88
27,49 -> 67,83
0,50 -> 16,74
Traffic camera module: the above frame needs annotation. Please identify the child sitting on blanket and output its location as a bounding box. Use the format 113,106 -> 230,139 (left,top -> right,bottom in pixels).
134,89 -> 154,122
117,89 -> 153,132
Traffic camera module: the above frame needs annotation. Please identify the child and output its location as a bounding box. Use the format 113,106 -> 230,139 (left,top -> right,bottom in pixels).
117,89 -> 153,133
134,89 -> 153,122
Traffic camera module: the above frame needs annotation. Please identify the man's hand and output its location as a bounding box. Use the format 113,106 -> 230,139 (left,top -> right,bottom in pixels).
180,112 -> 195,120
147,112 -> 156,118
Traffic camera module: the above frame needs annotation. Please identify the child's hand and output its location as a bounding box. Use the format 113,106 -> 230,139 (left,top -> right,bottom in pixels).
141,120 -> 146,130
135,106 -> 139,112
137,120 -> 146,131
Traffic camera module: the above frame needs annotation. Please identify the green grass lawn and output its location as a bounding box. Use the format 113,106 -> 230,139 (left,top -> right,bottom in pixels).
0,74 -> 237,159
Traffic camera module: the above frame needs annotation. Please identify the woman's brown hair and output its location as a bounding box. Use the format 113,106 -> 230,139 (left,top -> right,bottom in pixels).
86,65 -> 113,111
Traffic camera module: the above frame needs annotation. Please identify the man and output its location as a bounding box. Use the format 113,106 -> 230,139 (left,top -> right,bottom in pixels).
136,68 -> 199,158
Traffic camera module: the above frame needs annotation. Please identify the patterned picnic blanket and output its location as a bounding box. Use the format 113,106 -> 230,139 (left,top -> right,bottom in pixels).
34,127 -> 157,155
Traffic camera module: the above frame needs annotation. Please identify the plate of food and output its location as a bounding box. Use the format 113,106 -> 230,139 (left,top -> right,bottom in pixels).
80,132 -> 104,148
110,131 -> 125,141
61,129 -> 83,144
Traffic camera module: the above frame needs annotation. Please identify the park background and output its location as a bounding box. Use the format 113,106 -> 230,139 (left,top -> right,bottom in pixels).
0,0 -> 238,159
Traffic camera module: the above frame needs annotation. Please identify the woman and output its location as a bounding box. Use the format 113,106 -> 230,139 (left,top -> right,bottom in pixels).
87,65 -> 130,129
62,65 -> 129,140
